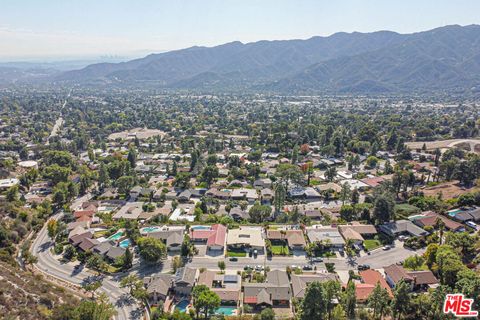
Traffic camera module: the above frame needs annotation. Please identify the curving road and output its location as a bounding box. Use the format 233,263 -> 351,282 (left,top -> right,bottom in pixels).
31,213 -> 143,320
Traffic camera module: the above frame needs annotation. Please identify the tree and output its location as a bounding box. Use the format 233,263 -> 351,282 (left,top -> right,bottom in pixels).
325,166 -> 337,182
192,285 -> 209,319
248,202 -> 272,223
82,278 -> 102,299
403,255 -> 424,271
424,243 -> 439,270
98,162 -> 110,188
47,219 -> 58,239
200,165 -> 219,187
137,236 -> 167,263
331,304 -> 347,320
197,290 -> 220,319
76,292 -> 117,320
372,194 -> 394,224
435,245 -> 464,288
340,182 -> 351,205
218,261 -> 226,274
116,175 -> 135,195
301,281 -> 328,320
127,147 -> 137,168
343,281 -> 356,319
172,255 -> 184,273
274,183 -> 286,214
367,283 -> 390,320
120,274 -> 143,295
351,188 -> 359,205
122,248 -> 133,270
260,308 -> 275,320
391,279 -> 411,319
340,205 -> 355,222
6,185 -> 19,202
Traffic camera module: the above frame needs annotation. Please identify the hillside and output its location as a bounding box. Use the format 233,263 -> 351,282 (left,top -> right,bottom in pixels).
51,24 -> 480,93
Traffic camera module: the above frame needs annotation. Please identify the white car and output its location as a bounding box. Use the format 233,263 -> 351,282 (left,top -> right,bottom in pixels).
466,221 -> 478,230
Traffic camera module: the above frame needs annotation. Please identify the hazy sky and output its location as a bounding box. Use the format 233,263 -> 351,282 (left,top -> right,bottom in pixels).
1,0 -> 480,61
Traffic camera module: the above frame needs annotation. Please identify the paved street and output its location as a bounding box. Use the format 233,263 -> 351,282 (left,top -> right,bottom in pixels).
31,213 -> 142,320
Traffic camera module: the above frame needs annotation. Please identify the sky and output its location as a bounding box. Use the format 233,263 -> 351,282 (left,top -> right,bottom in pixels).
1,0 -> 480,61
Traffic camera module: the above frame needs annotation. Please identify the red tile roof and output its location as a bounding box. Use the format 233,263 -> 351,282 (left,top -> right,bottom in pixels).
359,269 -> 393,297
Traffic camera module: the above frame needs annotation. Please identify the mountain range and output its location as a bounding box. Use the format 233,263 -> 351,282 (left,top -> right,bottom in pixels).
14,25 -> 480,93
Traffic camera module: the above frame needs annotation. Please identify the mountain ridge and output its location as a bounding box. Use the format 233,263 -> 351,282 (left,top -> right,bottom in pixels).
53,24 -> 480,93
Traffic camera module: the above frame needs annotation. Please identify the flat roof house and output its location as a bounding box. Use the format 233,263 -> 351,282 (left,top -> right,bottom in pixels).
306,227 -> 345,248
227,227 -> 264,252
112,202 -> 143,220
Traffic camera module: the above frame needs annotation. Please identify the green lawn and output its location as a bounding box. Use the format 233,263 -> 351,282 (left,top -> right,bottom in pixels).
363,239 -> 382,251
271,245 -> 290,255
227,251 -> 246,257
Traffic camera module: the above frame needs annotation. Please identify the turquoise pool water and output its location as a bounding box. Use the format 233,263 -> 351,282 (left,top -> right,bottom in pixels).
216,306 -> 236,315
119,239 -> 131,248
448,209 -> 463,217
192,226 -> 210,230
108,230 -> 124,240
141,226 -> 161,233
176,300 -> 190,312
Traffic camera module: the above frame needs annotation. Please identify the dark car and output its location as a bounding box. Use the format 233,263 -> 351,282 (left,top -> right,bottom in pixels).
357,264 -> 370,271
229,257 -> 238,262
302,265 -> 313,270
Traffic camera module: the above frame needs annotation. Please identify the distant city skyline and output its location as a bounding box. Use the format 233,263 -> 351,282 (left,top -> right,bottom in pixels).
1,0 -> 480,61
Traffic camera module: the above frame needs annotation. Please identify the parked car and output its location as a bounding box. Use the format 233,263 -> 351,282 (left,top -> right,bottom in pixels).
244,265 -> 252,270
303,265 -> 313,270
382,245 -> 391,250
255,265 -> 264,271
358,264 -> 370,271
229,257 -> 238,262
466,221 -> 478,230
311,257 -> 324,263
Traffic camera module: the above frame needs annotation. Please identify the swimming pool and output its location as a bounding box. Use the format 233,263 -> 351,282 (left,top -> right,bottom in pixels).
191,225 -> 210,230
119,239 -> 131,248
175,300 -> 190,312
448,209 -> 463,217
140,226 -> 161,233
216,306 -> 236,315
108,230 -> 124,241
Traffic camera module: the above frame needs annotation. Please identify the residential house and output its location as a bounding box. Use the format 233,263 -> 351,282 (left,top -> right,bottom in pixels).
197,270 -> 241,306
306,227 -> 345,249
266,229 -> 307,251
174,267 -> 198,297
339,223 -> 378,245
411,211 -> 464,232
356,269 -> 393,303
379,220 -> 429,238
144,274 -> 174,305
227,227 -> 264,253
190,224 -> 227,252
147,228 -> 184,252
290,273 -> 339,299
243,270 -> 291,309
384,264 -> 438,291
230,188 -> 259,203
112,202 -> 143,220
254,178 -> 272,189
229,207 -> 249,221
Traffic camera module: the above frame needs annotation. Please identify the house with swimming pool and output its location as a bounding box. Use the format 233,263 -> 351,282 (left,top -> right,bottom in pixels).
197,269 -> 241,313
190,224 -> 227,252
142,225 -> 185,252
243,270 -> 291,310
